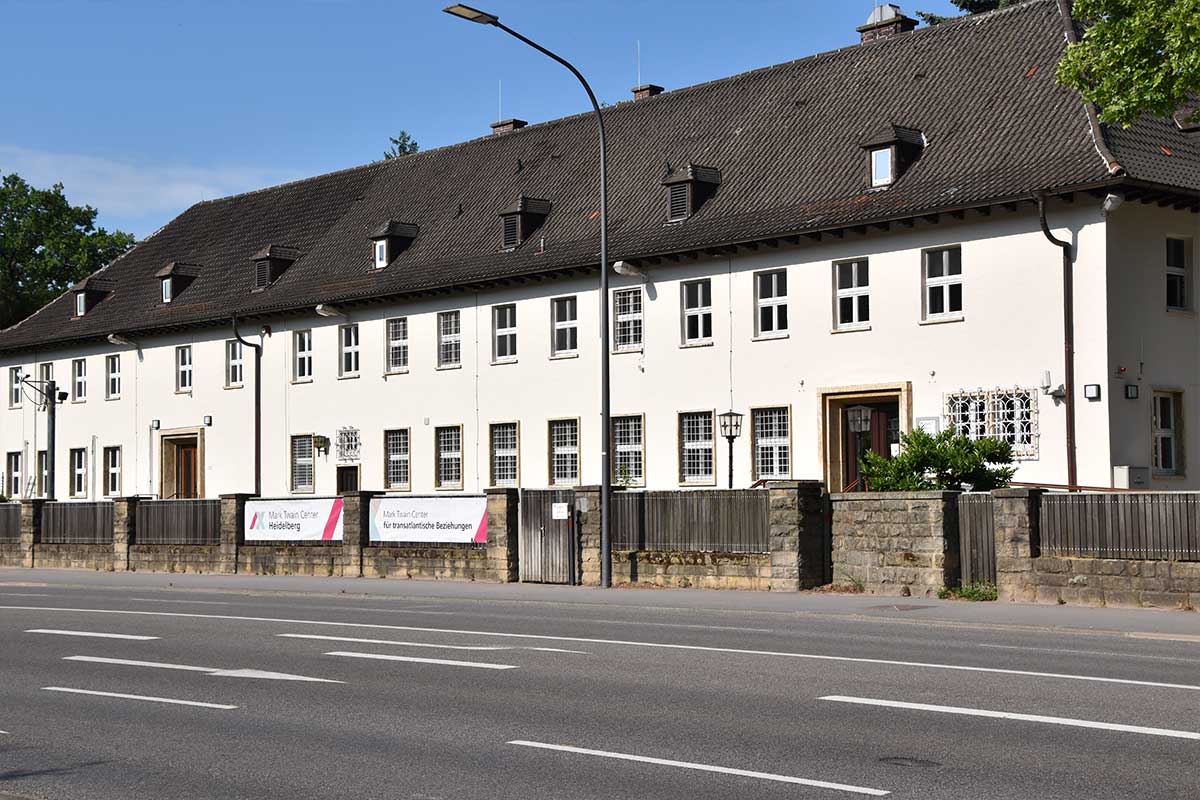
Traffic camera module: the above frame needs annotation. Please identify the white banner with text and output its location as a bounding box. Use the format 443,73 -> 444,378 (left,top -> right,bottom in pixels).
244,497 -> 345,542
369,495 -> 488,544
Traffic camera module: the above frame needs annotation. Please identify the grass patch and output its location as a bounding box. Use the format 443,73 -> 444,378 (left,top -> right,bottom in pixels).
938,581 -> 998,601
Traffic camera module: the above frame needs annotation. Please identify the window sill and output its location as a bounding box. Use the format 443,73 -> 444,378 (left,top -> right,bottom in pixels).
550,352 -> 579,361
174,390 -> 192,396
919,315 -> 964,326
680,340 -> 713,349
1153,472 -> 1186,480
436,364 -> 463,371
491,358 -> 518,367
105,396 -> 121,402
384,486 -> 411,493
752,333 -> 789,342
224,384 -> 244,391
435,485 -> 464,492
383,370 -> 409,377
291,379 -> 313,385
831,324 -> 871,335
1166,308 -> 1196,318
680,479 -> 717,488
71,399 -> 86,404
337,374 -> 361,381
612,347 -> 643,355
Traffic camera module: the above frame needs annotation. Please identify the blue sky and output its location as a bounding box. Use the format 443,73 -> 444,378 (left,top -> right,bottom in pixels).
2,0 -> 959,238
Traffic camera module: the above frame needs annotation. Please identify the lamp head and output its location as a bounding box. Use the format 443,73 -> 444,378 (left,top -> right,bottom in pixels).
443,4 -> 499,24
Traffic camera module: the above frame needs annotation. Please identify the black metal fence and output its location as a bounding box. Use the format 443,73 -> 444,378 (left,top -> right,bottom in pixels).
1042,492 -> 1200,561
0,503 -> 20,543
136,499 -> 222,545
958,493 -> 996,584
41,502 -> 114,544
611,490 -> 770,553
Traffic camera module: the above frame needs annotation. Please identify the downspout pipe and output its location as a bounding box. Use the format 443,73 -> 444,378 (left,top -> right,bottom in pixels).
1037,194 -> 1078,490
231,317 -> 262,497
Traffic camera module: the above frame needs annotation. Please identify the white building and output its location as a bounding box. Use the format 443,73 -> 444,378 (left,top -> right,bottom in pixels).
2,2 -> 1199,499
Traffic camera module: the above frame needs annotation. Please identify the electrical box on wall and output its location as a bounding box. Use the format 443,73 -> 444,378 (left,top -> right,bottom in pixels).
1113,465 -> 1149,489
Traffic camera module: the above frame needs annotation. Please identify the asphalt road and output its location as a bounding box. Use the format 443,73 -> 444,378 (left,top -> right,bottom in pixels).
1,570 -> 1198,799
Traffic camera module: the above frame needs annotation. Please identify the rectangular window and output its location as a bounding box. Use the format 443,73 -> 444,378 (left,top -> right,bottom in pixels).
490,422 -> 519,487
175,346 -> 192,392
384,429 -> 410,490
438,311 -> 461,367
294,330 -> 313,381
871,147 -> 893,187
290,435 -> 315,493
613,288 -> 643,351
39,362 -> 53,390
755,270 -> 788,337
5,452 -> 20,497
549,419 -> 579,486
924,247 -> 963,319
835,259 -> 870,328
162,277 -> 173,303
1153,392 -> 1184,474
339,324 -> 360,377
105,355 -> 121,399
8,367 -> 20,408
612,415 -> 644,486
679,411 -> 715,484
36,450 -> 47,498
551,296 -> 578,356
493,304 -> 517,362
386,317 -> 408,373
75,293 -> 86,317
1166,237 -> 1192,311
70,448 -> 87,498
435,426 -> 463,489
103,446 -> 121,497
752,407 -> 791,480
374,240 -> 388,269
945,388 -> 1040,459
226,340 -> 244,388
71,359 -> 87,401
682,279 -> 713,344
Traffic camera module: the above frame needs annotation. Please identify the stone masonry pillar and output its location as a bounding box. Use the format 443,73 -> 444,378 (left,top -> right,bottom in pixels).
767,481 -> 828,591
19,498 -> 44,569
485,488 -> 519,583
340,491 -> 379,578
218,494 -> 252,575
112,496 -> 140,572
993,487 -> 1042,603
575,486 -> 601,586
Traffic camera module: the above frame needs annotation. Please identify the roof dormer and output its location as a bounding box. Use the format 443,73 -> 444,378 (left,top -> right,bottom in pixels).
662,164 -> 721,222
251,245 -> 301,291
154,261 -> 201,304
70,275 -> 114,318
498,195 -> 551,250
860,124 -> 924,188
369,220 -> 419,269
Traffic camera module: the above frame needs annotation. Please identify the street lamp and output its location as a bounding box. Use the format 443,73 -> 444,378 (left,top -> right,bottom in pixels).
718,410 -> 743,489
19,375 -> 66,500
846,406 -> 872,433
444,3 -> 614,588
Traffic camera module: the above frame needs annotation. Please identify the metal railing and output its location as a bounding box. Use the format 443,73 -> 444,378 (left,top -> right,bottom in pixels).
41,502 -> 114,544
0,503 -> 20,543
1041,492 -> 1200,561
958,493 -> 996,584
136,499 -> 222,545
611,490 -> 770,554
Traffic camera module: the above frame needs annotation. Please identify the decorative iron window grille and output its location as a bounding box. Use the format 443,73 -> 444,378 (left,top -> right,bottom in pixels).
944,388 -> 1039,459
679,411 -> 714,483
384,429 -> 410,489
752,407 -> 790,479
436,426 -> 463,488
549,419 -> 579,485
336,427 -> 361,463
612,415 -> 643,485
490,422 -> 518,487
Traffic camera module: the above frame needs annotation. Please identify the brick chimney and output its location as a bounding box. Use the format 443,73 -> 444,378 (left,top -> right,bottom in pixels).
631,84 -> 664,101
856,4 -> 918,43
490,118 -> 528,135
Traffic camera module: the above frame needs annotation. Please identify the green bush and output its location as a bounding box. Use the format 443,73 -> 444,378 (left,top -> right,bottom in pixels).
938,582 -> 999,602
860,428 -> 1015,492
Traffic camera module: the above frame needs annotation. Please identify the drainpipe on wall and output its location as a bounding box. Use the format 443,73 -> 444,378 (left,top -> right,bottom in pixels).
231,317 -> 262,497
1037,194 -> 1078,490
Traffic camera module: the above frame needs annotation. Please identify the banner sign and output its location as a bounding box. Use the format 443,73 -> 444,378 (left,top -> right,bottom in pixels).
369,495 -> 488,544
245,497 -> 344,542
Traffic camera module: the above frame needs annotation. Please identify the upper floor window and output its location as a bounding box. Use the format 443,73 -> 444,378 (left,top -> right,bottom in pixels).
549,418 -> 579,486
290,434 -> 315,493
103,446 -> 121,496
175,346 -> 192,392
682,279 -> 712,344
294,330 -> 313,381
435,425 -> 463,489
438,311 -> 461,367
752,407 -> 790,480
870,147 -> 893,187
613,288 -> 643,351
493,304 -> 517,363
490,422 -> 519,487
755,270 -> 788,337
8,367 -> 21,408
551,296 -> 578,356
679,411 -> 715,484
1167,237 -> 1192,311
339,324 -> 360,377
384,429 -> 410,490
835,259 -> 870,329
924,247 -> 962,319
386,318 -> 408,373
226,340 -> 244,388
39,362 -> 53,389
71,359 -> 87,401
105,355 -> 121,399
612,415 -> 644,486
1153,391 -> 1184,475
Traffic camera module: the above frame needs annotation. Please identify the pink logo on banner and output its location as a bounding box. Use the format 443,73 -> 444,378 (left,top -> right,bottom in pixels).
249,512 -> 258,530
321,498 -> 344,541
473,509 -> 488,544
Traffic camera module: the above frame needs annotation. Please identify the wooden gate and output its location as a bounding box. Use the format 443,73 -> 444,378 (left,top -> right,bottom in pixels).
519,489 -> 577,584
958,493 -> 996,585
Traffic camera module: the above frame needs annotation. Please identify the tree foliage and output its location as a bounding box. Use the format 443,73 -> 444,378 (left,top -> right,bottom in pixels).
0,173 -> 135,330
382,130 -> 420,160
917,0 -> 1016,26
860,429 -> 1016,492
1057,0 -> 1200,127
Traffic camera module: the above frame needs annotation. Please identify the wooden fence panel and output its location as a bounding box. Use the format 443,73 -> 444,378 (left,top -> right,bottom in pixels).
41,502 -> 114,544
958,493 -> 995,585
136,500 -> 222,545
1042,493 -> 1200,561
611,490 -> 769,553
0,504 -> 19,543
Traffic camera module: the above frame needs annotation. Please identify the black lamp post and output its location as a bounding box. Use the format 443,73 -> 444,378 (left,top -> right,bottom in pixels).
444,3 -> 613,587
20,374 -> 67,500
718,410 -> 743,489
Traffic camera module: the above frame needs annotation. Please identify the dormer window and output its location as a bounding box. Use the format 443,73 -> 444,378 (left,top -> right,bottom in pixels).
251,245 -> 301,290
871,147 -> 894,187
860,124 -> 923,189
368,220 -> 418,270
75,292 -> 87,317
662,164 -> 721,223
374,240 -> 388,269
154,261 -> 200,304
69,275 -> 113,318
668,184 -> 689,222
161,277 -> 173,303
498,196 -> 551,251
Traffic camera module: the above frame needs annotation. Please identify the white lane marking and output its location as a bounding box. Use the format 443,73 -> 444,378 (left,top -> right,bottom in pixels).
507,741 -> 889,796
980,643 -> 1200,664
129,598 -> 238,605
0,730 -> 9,735
325,651 -> 518,670
42,687 -> 238,709
525,647 -> 589,654
820,696 -> 1200,741
7,605 -> 1199,692
279,633 -> 509,651
0,592 -> 53,597
65,656 -> 212,672
28,629 -> 159,641
63,655 -> 342,683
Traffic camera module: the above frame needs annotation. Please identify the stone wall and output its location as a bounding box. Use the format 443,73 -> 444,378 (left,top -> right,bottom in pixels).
236,544 -> 350,576
1029,557 -> 1199,609
129,545 -> 223,574
0,543 -> 22,568
613,550 -> 770,590
363,545 -> 491,580
31,544 -> 113,570
830,491 -> 960,596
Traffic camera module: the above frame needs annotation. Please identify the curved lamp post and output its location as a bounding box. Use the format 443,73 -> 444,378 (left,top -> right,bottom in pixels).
444,3 -> 613,587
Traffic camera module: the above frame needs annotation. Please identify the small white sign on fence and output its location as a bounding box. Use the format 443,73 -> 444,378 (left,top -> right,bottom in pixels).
551,502 -> 569,520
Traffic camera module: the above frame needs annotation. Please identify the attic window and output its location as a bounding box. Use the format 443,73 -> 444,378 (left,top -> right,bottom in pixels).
254,259 -> 271,289
871,148 -> 894,187
374,240 -> 388,269
251,245 -> 301,291
498,196 -> 551,251
662,164 -> 721,223
502,215 -> 520,249
368,220 -> 418,270
860,125 -> 923,189
668,184 -> 690,222
75,292 -> 87,317
155,261 -> 199,302
69,275 -> 113,318
162,277 -> 173,303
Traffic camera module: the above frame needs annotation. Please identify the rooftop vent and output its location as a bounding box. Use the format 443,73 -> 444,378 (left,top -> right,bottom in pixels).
251,245 -> 301,291
369,220 -> 419,269
490,118 -> 528,135
857,4 -> 918,43
632,84 -> 664,101
662,164 -> 722,222
498,195 -> 551,250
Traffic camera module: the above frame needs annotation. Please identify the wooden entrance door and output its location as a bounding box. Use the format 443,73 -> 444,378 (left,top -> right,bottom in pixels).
336,466 -> 359,493
843,403 -> 900,491
176,443 -> 198,499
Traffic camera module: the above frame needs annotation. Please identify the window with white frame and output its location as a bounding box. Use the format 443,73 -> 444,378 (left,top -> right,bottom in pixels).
105,355 -> 121,399
613,288 -> 643,351
71,358 -> 86,401
103,446 -> 121,496
36,451 -> 46,497
70,448 -> 86,498
752,407 -> 790,480
162,277 -> 173,303
549,419 -> 579,486
924,247 -> 962,319
945,388 -> 1039,459
435,426 -> 463,488
682,279 -> 712,344
493,304 -> 517,362
871,147 -> 893,187
339,324 -> 360,377
1166,237 -> 1192,311
384,429 -> 410,490
835,259 -> 870,328
175,346 -> 192,392
374,240 -> 389,269
74,292 -> 87,317
386,317 -> 408,373
490,422 -> 519,487
755,270 -> 788,337
226,340 -> 244,388
679,411 -> 715,484
551,296 -> 578,356
612,415 -> 644,486
39,363 -> 53,391
290,435 -> 314,493
438,311 -> 461,367
6,452 -> 21,497
1153,391 -> 1183,474
294,330 -> 313,380
8,367 -> 20,408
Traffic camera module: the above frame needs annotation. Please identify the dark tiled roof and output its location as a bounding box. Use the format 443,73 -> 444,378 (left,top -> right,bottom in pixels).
3,0 -> 1197,354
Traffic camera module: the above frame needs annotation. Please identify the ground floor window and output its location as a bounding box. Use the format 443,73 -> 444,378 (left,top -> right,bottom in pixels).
384,429 -> 410,490
490,423 -> 519,487
549,419 -> 579,486
435,426 -> 463,488
752,407 -> 790,480
5,452 -> 20,498
290,435 -> 314,493
679,411 -> 715,484
612,415 -> 644,486
70,448 -> 87,498
944,388 -> 1039,459
36,451 -> 47,497
103,447 -> 121,496
1153,391 -> 1184,475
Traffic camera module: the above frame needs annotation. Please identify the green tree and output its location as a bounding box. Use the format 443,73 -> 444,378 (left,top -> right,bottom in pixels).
859,428 -> 1016,492
917,0 -> 1016,26
0,173 -> 135,330
1057,0 -> 1200,127
381,130 -> 420,160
